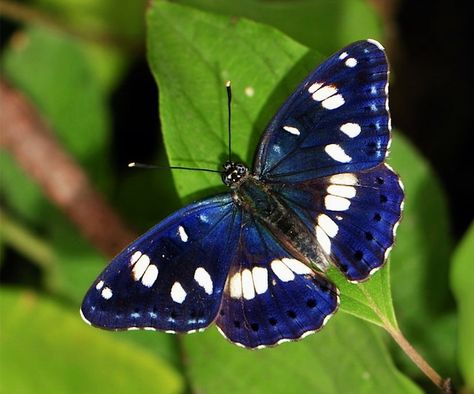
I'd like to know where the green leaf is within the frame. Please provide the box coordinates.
[148,1,319,201]
[389,134,453,324]
[451,222,474,389]
[328,262,397,328]
[175,0,382,54]
[387,134,455,377]
[148,0,397,328]
[32,0,148,91]
[0,288,183,394]
[184,313,421,393]
[2,26,111,184]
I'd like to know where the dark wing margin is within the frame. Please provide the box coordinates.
[254,40,391,184]
[81,194,242,333]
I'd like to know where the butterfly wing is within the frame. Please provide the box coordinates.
[81,194,242,333]
[254,40,390,183]
[253,40,404,282]
[271,164,403,282]
[216,213,339,348]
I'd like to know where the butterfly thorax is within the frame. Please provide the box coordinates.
[229,171,330,272]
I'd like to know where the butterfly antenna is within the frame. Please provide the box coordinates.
[128,162,223,174]
[226,80,232,162]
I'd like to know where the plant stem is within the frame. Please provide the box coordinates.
[0,209,54,270]
[359,285,449,392]
[384,324,444,389]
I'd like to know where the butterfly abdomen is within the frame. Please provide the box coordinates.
[234,176,329,271]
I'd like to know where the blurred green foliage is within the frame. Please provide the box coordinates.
[0,0,471,393]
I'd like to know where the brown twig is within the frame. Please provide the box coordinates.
[0,78,135,257]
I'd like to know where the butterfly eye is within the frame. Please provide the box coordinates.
[222,162,249,186]
[236,164,247,175]
[223,162,233,171]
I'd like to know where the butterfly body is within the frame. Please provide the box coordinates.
[228,166,328,272]
[81,40,404,348]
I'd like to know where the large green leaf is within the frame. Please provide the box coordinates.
[176,0,382,54]
[148,1,317,199]
[184,313,420,393]
[146,2,421,390]
[0,289,183,394]
[451,222,474,389]
[148,0,397,329]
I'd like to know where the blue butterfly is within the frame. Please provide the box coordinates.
[81,40,404,349]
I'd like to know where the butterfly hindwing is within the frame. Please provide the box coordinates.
[81,194,241,333]
[254,40,390,183]
[216,214,339,348]
[273,164,404,282]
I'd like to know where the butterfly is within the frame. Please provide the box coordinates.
[81,39,404,349]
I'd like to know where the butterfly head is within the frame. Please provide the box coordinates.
[222,161,249,186]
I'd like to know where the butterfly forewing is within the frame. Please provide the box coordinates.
[81,194,241,333]
[254,40,390,183]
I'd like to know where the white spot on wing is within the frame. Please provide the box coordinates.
[327,184,357,199]
[241,269,255,300]
[194,267,213,295]
[178,226,188,242]
[312,85,338,102]
[316,226,331,254]
[101,287,113,300]
[345,57,357,67]
[141,264,159,287]
[130,251,142,265]
[95,280,104,290]
[340,122,361,138]
[229,272,242,299]
[271,260,295,282]
[281,258,312,275]
[283,126,300,136]
[325,195,351,211]
[324,144,352,163]
[317,214,339,238]
[308,82,322,94]
[339,51,348,60]
[322,94,345,109]
[329,173,358,185]
[252,266,268,295]
[171,282,187,304]
[132,254,150,281]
